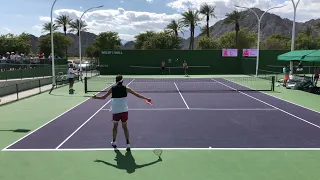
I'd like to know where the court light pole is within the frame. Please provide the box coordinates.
[50,0,58,86]
[290,0,301,75]
[235,5,285,76]
[79,5,103,78]
[236,5,284,76]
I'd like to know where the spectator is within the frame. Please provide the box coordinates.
[0,55,5,72]
[296,61,303,72]
[39,52,45,59]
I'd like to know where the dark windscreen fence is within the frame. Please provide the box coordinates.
[98,50,291,75]
[129,66,211,75]
[98,50,243,75]
[266,64,320,75]
[84,76,275,93]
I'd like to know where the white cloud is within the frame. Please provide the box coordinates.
[32,25,42,31]
[39,16,52,22]
[33,0,320,41]
[118,33,135,41]
[146,0,153,3]
[38,8,181,41]
[3,28,11,32]
[167,0,320,22]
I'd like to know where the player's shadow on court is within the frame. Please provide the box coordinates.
[0,129,30,133]
[94,149,162,174]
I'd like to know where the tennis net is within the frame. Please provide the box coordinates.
[129,65,211,75]
[84,76,275,93]
[258,69,283,82]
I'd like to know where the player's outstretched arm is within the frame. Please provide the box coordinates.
[92,88,112,100]
[127,87,151,102]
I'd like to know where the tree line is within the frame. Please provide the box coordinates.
[1,6,320,59]
[0,14,87,58]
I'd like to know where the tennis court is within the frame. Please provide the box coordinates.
[3,75,320,151]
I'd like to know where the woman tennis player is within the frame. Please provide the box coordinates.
[92,75,152,151]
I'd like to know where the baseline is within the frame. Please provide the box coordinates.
[100,108,277,111]
[3,147,320,152]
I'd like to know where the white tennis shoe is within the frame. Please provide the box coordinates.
[126,144,131,151]
[111,141,117,148]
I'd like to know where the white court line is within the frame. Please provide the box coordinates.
[174,82,189,109]
[228,79,320,115]
[3,147,320,152]
[100,108,277,111]
[212,79,320,130]
[2,94,95,151]
[55,79,135,149]
[130,81,219,83]
[55,100,112,149]
[101,108,188,111]
[1,82,117,151]
[189,108,276,111]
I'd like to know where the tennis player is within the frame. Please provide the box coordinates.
[183,60,188,77]
[67,63,76,94]
[161,61,166,75]
[92,75,152,151]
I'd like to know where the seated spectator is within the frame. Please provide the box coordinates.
[296,61,303,72]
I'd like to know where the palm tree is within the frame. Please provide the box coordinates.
[42,22,59,34]
[69,19,88,36]
[199,3,216,37]
[301,26,313,49]
[224,10,246,48]
[302,26,313,37]
[166,20,184,37]
[316,23,320,32]
[181,10,201,50]
[55,15,72,57]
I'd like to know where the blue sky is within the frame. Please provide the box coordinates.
[0,0,319,41]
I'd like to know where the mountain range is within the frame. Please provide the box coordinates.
[26,8,320,55]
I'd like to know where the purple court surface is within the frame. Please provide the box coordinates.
[3,78,320,151]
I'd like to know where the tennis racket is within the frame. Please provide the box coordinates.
[153,149,162,158]
[145,100,153,105]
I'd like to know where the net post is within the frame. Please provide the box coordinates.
[271,76,275,91]
[84,77,88,93]
[39,79,41,93]
[16,84,19,100]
